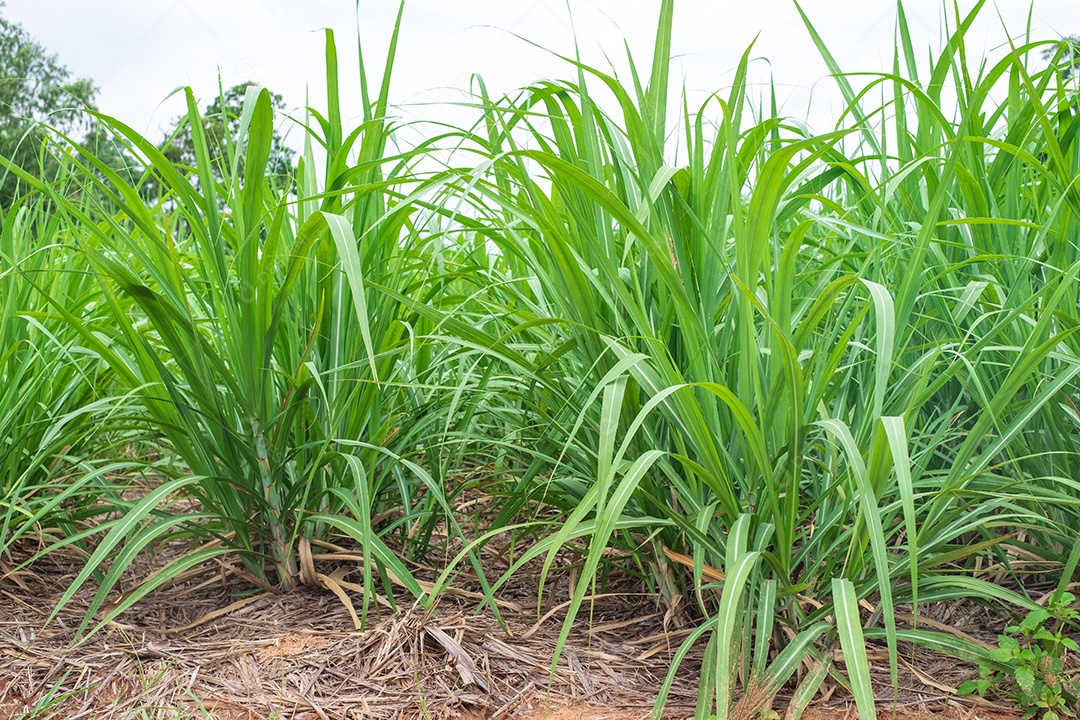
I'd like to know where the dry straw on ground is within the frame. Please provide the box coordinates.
[0,540,1038,720]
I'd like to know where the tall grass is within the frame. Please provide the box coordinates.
[0,197,127,562]
[427,0,1080,713]
[5,12,500,639]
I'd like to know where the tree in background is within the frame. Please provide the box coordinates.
[159,82,296,192]
[0,10,101,208]
[1040,35,1080,118]
[0,7,295,207]
[1043,34,1080,80]
[0,8,141,211]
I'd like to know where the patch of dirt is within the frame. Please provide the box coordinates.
[512,709,665,720]
[254,632,330,661]
[800,706,1020,720]
[503,700,1023,720]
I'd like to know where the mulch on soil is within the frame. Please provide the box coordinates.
[0,538,1030,720]
[0,535,702,719]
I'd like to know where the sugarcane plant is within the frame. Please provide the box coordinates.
[5,8,493,640]
[424,0,1080,714]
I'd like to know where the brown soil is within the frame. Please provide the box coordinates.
[799,709,1020,720]
[0,538,1034,720]
[517,708,1019,720]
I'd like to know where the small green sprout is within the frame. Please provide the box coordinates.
[959,592,1079,720]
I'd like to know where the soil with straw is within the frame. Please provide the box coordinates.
[0,538,1038,720]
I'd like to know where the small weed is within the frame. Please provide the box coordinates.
[11,671,82,720]
[959,592,1080,720]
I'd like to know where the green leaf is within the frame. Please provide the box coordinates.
[1015,664,1035,694]
[833,579,876,720]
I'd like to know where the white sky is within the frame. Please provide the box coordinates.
[5,1,1077,148]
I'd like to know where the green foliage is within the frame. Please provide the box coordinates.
[0,198,127,559]
[157,82,296,192]
[432,2,1080,716]
[960,593,1080,720]
[4,7,497,641]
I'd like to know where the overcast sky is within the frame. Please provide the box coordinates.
[5,1,1077,147]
